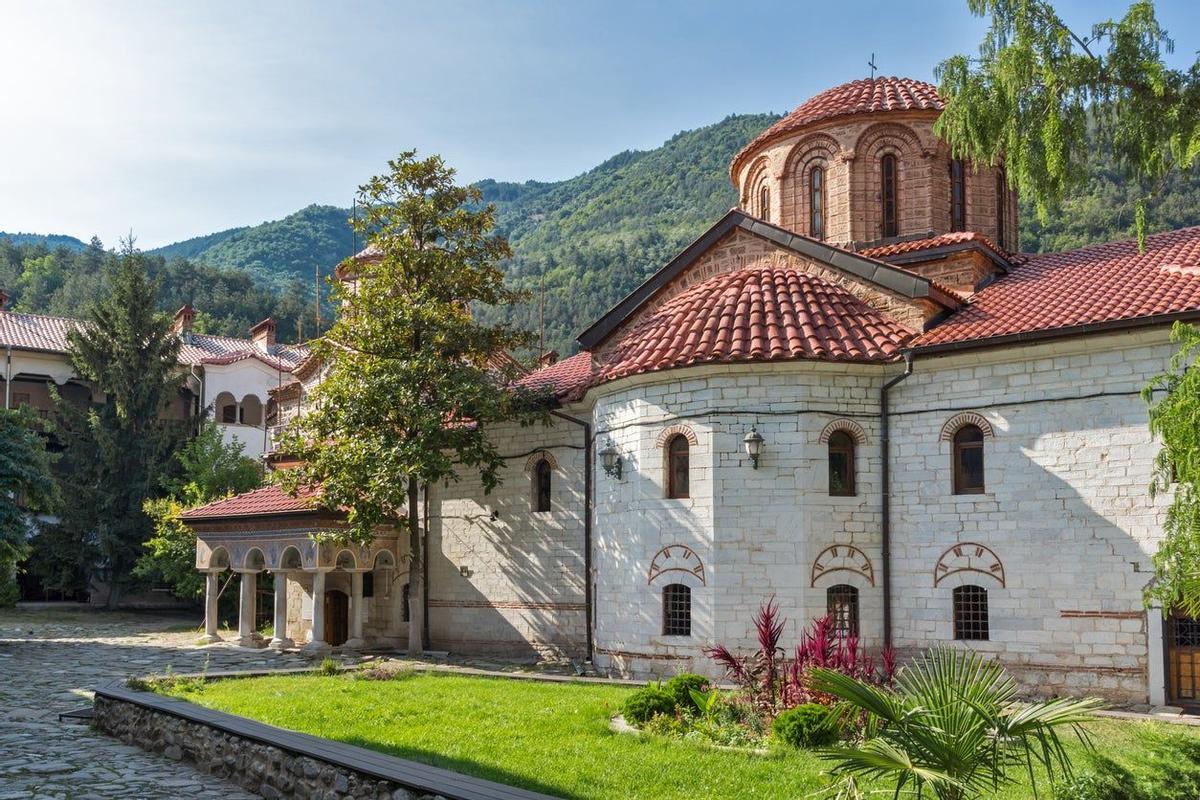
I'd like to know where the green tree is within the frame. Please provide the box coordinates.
[275,152,547,654]
[0,408,57,606]
[935,0,1199,244]
[56,243,187,608]
[812,647,1102,800]
[1144,322,1200,615]
[137,422,262,600]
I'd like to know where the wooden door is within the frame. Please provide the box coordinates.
[1167,612,1200,705]
[324,590,349,647]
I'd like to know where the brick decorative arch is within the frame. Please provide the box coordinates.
[648,544,706,586]
[818,418,867,445]
[783,133,841,236]
[939,412,994,442]
[934,542,1005,587]
[655,425,698,448]
[854,122,927,161]
[853,122,926,241]
[739,155,772,209]
[811,543,875,587]
[523,450,560,476]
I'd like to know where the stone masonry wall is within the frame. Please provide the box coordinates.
[427,416,588,661]
[92,694,443,800]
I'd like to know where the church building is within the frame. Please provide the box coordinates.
[181,77,1200,707]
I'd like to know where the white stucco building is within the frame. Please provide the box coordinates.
[184,77,1200,707]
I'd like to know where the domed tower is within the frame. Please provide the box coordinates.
[731,77,1017,254]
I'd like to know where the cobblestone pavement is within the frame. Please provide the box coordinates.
[0,604,339,800]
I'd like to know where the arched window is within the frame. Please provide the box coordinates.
[995,168,1007,247]
[809,165,825,240]
[533,458,552,513]
[950,159,966,232]
[666,434,690,499]
[401,583,410,623]
[881,154,899,238]
[827,584,859,639]
[828,430,856,496]
[662,583,691,636]
[952,424,985,494]
[758,184,771,220]
[953,585,989,640]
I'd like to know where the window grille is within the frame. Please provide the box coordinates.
[953,584,989,640]
[662,584,691,636]
[827,584,859,638]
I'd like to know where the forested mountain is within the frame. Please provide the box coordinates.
[0,232,87,252]
[5,110,1198,357]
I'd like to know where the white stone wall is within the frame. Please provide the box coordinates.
[427,415,588,660]
[886,329,1175,702]
[590,362,890,679]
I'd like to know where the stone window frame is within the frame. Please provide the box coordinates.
[941,412,994,496]
[661,583,692,637]
[656,425,697,500]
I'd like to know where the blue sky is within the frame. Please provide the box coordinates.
[1,0,1196,248]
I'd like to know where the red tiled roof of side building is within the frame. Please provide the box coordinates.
[179,484,320,521]
[515,351,598,402]
[913,226,1200,349]
[859,231,1007,260]
[599,265,913,383]
[733,77,943,177]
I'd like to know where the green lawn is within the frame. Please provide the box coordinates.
[160,671,1192,800]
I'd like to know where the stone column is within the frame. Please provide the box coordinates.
[345,571,366,650]
[269,572,294,650]
[1148,605,1167,708]
[198,571,223,644]
[303,569,331,653]
[236,570,263,648]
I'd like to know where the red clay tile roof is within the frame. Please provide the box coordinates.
[180,484,320,520]
[733,77,943,176]
[913,226,1200,349]
[515,351,597,401]
[0,309,307,371]
[859,231,1006,260]
[601,266,912,379]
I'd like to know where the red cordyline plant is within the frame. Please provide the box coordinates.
[705,597,895,714]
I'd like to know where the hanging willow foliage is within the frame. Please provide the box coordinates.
[935,0,1199,248]
[1144,322,1200,615]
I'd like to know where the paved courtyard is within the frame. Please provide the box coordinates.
[0,604,328,800]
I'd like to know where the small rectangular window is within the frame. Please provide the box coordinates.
[953,585,989,640]
[662,584,691,636]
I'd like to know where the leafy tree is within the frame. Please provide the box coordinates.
[0,408,57,606]
[275,151,547,654]
[1144,322,1200,615]
[137,422,262,600]
[812,647,1102,800]
[935,0,1199,244]
[55,243,187,608]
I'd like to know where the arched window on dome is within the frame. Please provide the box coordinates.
[996,168,1007,248]
[950,159,966,232]
[809,165,825,240]
[881,154,899,238]
[758,184,771,221]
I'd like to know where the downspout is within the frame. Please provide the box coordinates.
[4,345,11,410]
[189,364,204,426]
[881,350,914,650]
[550,408,594,662]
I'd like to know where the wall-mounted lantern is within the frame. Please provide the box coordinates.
[743,426,765,469]
[600,443,623,480]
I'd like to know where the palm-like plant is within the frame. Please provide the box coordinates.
[810,646,1103,800]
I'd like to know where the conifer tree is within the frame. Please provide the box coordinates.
[57,242,186,608]
[275,152,548,654]
[0,408,57,606]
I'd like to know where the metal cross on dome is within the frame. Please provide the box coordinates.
[868,53,878,81]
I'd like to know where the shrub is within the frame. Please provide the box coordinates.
[318,657,341,676]
[772,703,838,748]
[663,673,710,711]
[622,687,676,726]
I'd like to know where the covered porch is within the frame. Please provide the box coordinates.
[182,486,405,653]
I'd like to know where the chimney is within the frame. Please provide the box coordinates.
[250,317,277,349]
[538,350,559,368]
[0,289,8,311]
[172,304,194,334]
